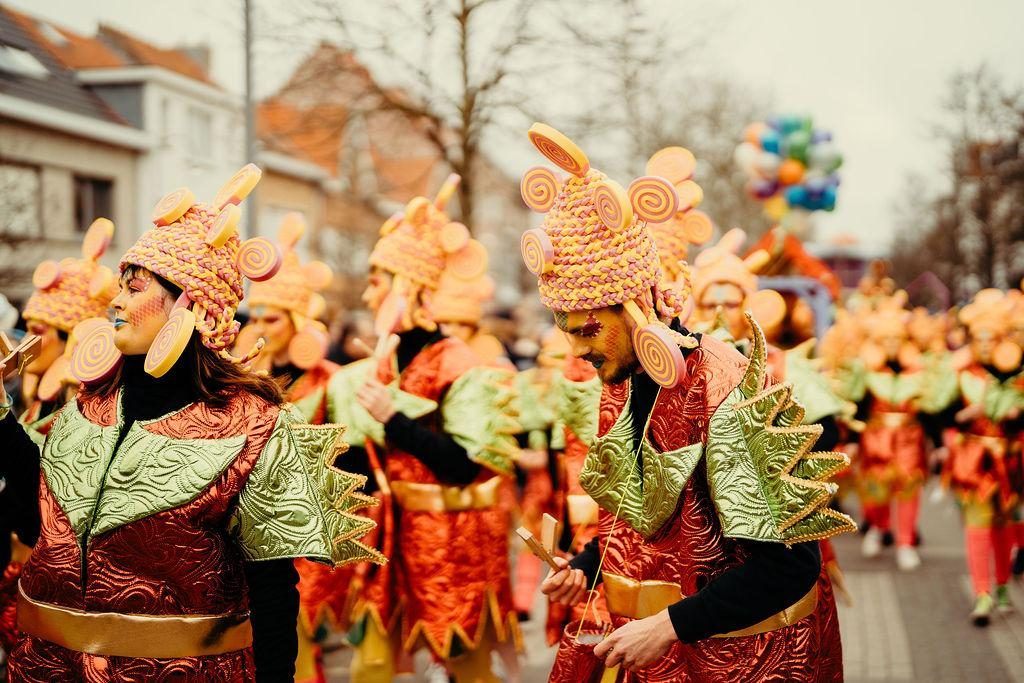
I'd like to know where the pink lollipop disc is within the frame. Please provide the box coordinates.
[70,322,123,384]
[633,324,686,388]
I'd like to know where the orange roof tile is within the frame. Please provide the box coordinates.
[258,99,348,175]
[97,24,214,85]
[2,5,124,69]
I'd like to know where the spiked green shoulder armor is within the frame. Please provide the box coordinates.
[705,315,857,545]
[442,366,520,476]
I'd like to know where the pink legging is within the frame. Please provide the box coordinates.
[863,492,920,547]
[965,526,1013,595]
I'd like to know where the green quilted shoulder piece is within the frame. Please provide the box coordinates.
[834,358,868,403]
[961,370,1024,423]
[784,351,854,424]
[90,424,246,537]
[865,370,923,407]
[325,358,437,446]
[40,399,121,543]
[515,369,558,433]
[916,352,960,414]
[230,406,384,567]
[560,373,602,447]
[443,366,520,477]
[578,383,704,539]
[706,315,857,546]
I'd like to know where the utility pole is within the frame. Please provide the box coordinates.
[243,0,258,237]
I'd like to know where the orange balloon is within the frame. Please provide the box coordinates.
[744,122,768,147]
[778,159,805,186]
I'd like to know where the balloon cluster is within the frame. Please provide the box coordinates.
[734,115,842,218]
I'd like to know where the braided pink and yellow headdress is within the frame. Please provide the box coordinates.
[520,123,694,388]
[368,174,489,333]
[246,213,334,368]
[23,219,117,333]
[70,164,283,382]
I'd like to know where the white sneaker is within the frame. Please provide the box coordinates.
[896,545,921,571]
[861,528,883,558]
[425,662,450,683]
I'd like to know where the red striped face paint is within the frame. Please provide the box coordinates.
[580,311,602,338]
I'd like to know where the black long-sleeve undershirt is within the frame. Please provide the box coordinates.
[377,327,482,486]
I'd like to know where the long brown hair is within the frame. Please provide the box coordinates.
[83,266,283,407]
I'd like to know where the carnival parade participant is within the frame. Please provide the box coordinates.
[520,123,854,681]
[330,175,521,682]
[0,218,119,664]
[942,289,1024,625]
[0,164,381,682]
[238,213,349,682]
[849,292,957,571]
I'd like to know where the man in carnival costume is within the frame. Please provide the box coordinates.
[329,175,521,682]
[0,165,381,681]
[521,124,854,681]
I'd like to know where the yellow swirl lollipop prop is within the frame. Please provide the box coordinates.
[623,300,686,388]
[144,306,197,378]
[70,321,123,384]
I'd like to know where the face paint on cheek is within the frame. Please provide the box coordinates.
[553,311,569,332]
[127,291,169,327]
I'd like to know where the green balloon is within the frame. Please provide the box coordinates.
[785,130,811,164]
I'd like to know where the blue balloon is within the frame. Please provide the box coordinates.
[811,129,833,144]
[822,185,837,210]
[760,130,780,154]
[805,177,828,195]
[784,185,808,207]
[766,116,782,131]
[826,173,841,187]
[780,115,802,135]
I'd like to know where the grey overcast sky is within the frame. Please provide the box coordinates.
[11,1,1024,248]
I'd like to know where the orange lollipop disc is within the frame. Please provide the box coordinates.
[81,218,114,260]
[32,260,62,290]
[237,238,283,282]
[681,210,714,245]
[152,188,195,227]
[38,355,70,400]
[993,341,1022,373]
[593,180,634,232]
[144,308,196,378]
[440,222,471,254]
[521,229,555,276]
[628,176,679,224]
[288,325,329,370]
[70,322,122,384]
[214,163,262,210]
[528,123,590,177]
[206,204,241,248]
[633,324,686,388]
[89,266,118,300]
[675,180,704,212]
[646,147,697,185]
[303,261,333,291]
[746,289,787,332]
[447,240,489,280]
[521,166,561,212]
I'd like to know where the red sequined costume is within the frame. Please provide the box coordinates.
[548,334,847,683]
[352,337,519,658]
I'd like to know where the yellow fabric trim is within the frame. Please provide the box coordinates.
[17,583,252,658]
[402,586,521,660]
[391,476,501,513]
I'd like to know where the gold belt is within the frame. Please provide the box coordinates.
[870,412,914,429]
[602,573,818,638]
[567,494,599,526]
[17,583,253,658]
[391,476,501,512]
[964,433,1008,455]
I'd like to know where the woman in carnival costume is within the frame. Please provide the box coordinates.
[0,219,119,662]
[329,175,521,682]
[942,289,1024,625]
[0,165,381,682]
[237,213,354,682]
[521,123,853,682]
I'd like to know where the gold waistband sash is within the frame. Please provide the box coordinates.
[17,583,253,658]
[391,476,501,512]
[964,433,1008,456]
[567,494,599,526]
[602,573,818,638]
[869,411,915,429]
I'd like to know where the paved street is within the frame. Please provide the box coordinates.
[326,480,1024,682]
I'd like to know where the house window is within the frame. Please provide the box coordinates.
[0,162,41,237]
[0,45,48,79]
[187,106,213,160]
[74,176,113,232]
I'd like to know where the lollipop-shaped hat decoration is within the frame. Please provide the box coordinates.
[72,163,282,383]
[520,122,695,388]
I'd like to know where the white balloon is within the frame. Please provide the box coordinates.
[734,142,760,174]
[755,151,781,179]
